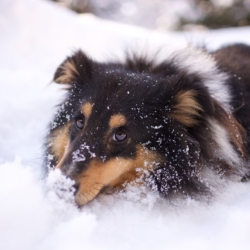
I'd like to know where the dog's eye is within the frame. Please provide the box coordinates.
[113,130,127,142]
[75,118,84,130]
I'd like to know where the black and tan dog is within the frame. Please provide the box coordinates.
[45,44,250,206]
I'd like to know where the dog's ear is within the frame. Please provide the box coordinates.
[168,76,214,127]
[53,50,93,84]
[170,90,203,127]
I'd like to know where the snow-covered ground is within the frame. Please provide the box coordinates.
[1,0,250,249]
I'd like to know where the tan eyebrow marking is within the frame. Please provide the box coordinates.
[81,102,93,119]
[109,114,127,128]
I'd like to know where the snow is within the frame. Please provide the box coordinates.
[1,0,250,249]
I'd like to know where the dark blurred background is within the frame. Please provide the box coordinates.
[51,0,250,30]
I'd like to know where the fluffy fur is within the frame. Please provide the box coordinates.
[45,44,250,206]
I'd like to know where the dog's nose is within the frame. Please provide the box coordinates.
[55,144,97,179]
[73,182,80,196]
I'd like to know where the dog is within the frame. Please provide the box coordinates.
[45,44,250,206]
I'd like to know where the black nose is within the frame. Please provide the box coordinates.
[73,183,80,196]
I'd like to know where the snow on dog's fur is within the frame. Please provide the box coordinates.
[45,44,250,206]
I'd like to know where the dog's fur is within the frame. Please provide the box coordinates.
[45,44,250,206]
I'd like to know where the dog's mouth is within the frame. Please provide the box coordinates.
[73,181,105,206]
[60,146,161,206]
[73,182,122,207]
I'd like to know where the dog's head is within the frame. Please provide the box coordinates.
[46,50,225,206]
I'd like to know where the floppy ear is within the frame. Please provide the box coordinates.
[169,77,214,127]
[53,50,94,84]
[170,90,203,127]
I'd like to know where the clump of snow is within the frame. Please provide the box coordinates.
[46,169,76,205]
[72,143,96,163]
[1,0,250,249]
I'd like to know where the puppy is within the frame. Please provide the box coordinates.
[45,44,250,206]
